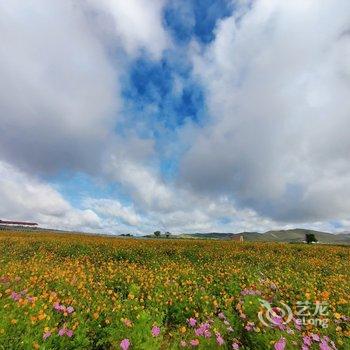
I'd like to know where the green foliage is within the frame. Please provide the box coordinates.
[153,231,161,238]
[305,233,318,244]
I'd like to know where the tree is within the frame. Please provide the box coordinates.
[154,231,161,238]
[305,233,317,244]
[165,231,171,238]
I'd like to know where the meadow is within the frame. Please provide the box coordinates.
[0,230,349,349]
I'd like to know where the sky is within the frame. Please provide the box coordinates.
[0,0,350,235]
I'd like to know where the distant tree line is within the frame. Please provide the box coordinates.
[153,231,171,238]
[305,233,317,244]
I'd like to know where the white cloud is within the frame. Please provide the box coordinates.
[87,0,170,59]
[105,145,280,233]
[84,198,141,226]
[0,0,170,175]
[0,0,117,174]
[0,158,344,235]
[0,161,101,231]
[182,0,350,223]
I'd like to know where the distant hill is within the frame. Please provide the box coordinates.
[181,229,350,244]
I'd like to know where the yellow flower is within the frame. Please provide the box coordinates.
[321,291,330,300]
[38,313,46,321]
[180,326,186,334]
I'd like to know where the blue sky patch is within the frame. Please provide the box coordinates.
[164,0,233,44]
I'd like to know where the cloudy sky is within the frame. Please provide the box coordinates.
[0,0,350,234]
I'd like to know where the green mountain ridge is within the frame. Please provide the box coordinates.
[183,228,350,244]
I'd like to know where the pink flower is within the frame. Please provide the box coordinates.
[319,340,331,350]
[11,292,20,301]
[180,340,187,347]
[216,333,224,346]
[293,318,302,331]
[202,322,210,330]
[195,328,203,336]
[122,318,133,327]
[120,338,130,350]
[43,331,51,340]
[188,318,197,327]
[274,337,286,350]
[232,343,240,349]
[303,336,312,346]
[190,339,199,347]
[311,334,320,342]
[271,315,286,330]
[66,306,74,314]
[53,302,60,311]
[151,326,160,337]
[195,322,210,336]
[272,316,283,325]
[301,345,309,350]
[58,328,73,338]
[218,312,225,320]
[203,329,211,338]
[244,322,254,331]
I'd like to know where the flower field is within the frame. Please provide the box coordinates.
[0,231,349,349]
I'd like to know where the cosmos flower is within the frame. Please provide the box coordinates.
[319,339,331,350]
[244,322,255,331]
[274,337,286,350]
[66,306,74,314]
[42,331,51,340]
[188,318,197,327]
[120,338,130,350]
[303,336,312,346]
[10,292,20,301]
[58,328,73,338]
[151,326,160,337]
[311,334,320,342]
[216,333,224,346]
[218,312,225,319]
[190,339,199,347]
[293,318,302,331]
